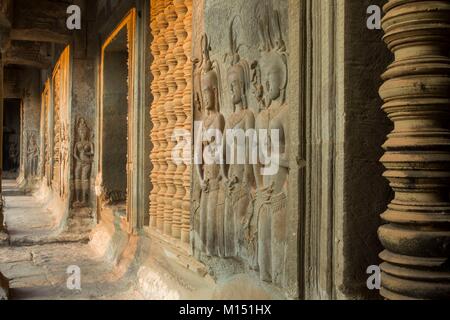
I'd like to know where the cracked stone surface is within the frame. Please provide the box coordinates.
[0,181,143,300]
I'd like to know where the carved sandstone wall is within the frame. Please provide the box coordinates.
[40,80,51,185]
[51,46,70,200]
[189,0,295,297]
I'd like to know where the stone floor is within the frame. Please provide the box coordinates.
[0,180,143,300]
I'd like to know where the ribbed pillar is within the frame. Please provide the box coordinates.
[379,0,450,300]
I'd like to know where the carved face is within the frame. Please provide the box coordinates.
[228,64,245,106]
[230,79,242,105]
[203,86,215,111]
[79,128,88,141]
[202,70,218,112]
[261,52,286,106]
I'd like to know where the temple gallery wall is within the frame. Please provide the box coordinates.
[1,0,449,300]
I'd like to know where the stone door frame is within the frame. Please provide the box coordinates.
[98,8,137,233]
[291,0,346,299]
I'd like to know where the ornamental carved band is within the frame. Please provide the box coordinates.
[149,0,192,243]
[379,0,450,299]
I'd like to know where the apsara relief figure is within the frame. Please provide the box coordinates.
[194,34,226,257]
[60,123,69,199]
[27,132,39,178]
[73,118,94,208]
[252,4,289,287]
[221,16,255,258]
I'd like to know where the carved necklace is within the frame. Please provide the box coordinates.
[228,109,246,129]
[203,113,216,129]
[267,101,285,124]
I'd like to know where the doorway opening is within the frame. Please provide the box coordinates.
[99,9,135,227]
[3,99,21,179]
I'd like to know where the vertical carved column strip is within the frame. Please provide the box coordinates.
[156,3,169,231]
[379,0,450,299]
[149,0,161,228]
[180,0,192,244]
[149,0,192,243]
[173,0,187,239]
[164,1,178,236]
[52,69,61,191]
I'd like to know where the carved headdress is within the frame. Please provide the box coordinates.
[76,117,90,139]
[225,16,250,110]
[252,3,288,105]
[195,33,223,113]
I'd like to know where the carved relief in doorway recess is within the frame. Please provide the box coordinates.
[149,0,192,243]
[73,117,94,208]
[26,130,39,178]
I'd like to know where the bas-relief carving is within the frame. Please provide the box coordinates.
[194,34,226,257]
[59,122,69,199]
[26,131,39,178]
[252,4,289,287]
[51,46,70,199]
[221,16,255,258]
[73,118,94,208]
[192,3,289,289]
[41,83,51,184]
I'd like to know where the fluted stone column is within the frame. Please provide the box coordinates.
[379,0,450,299]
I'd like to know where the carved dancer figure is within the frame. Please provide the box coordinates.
[60,123,69,198]
[252,4,289,287]
[221,16,255,258]
[195,34,226,257]
[27,133,39,178]
[73,118,94,207]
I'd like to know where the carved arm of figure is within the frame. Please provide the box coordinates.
[220,125,229,186]
[195,143,208,192]
[243,111,256,188]
[84,142,95,164]
[73,143,81,163]
[275,115,290,170]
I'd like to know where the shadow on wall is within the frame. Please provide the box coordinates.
[341,0,393,299]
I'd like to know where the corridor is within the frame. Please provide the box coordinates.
[0,180,142,300]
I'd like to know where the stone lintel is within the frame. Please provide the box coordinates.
[10,29,71,44]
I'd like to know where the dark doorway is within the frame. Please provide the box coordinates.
[100,26,129,205]
[3,99,21,178]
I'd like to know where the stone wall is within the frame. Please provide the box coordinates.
[18,68,41,189]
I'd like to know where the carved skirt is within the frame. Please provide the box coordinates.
[224,183,251,258]
[199,178,225,257]
[255,187,287,286]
